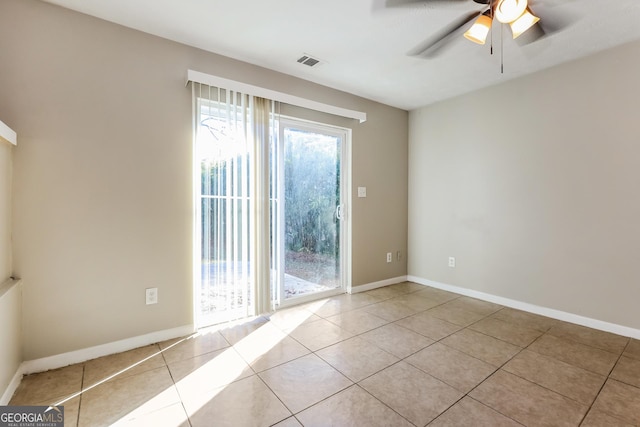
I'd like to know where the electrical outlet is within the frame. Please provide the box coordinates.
[397,251,402,261]
[448,257,456,268]
[386,252,392,263]
[145,287,158,305]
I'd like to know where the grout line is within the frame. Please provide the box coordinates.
[75,364,85,427]
[253,374,297,425]
[543,330,629,356]
[440,334,527,424]
[161,339,231,427]
[577,339,634,425]
[354,383,418,427]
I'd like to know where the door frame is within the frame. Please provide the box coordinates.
[275,116,352,309]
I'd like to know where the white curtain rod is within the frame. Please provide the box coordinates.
[186,69,367,123]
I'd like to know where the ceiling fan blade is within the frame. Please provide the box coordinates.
[515,7,576,46]
[407,10,485,58]
[386,0,468,7]
[372,0,470,13]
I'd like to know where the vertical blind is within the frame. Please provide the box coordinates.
[193,82,278,323]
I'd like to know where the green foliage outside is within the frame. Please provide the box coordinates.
[198,126,341,266]
[284,128,340,258]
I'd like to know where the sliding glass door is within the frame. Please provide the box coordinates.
[277,118,348,305]
[194,87,349,326]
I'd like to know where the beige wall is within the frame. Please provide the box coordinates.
[409,39,640,330]
[0,0,408,359]
[0,141,10,283]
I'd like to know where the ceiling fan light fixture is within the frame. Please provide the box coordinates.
[510,8,540,39]
[495,0,528,24]
[463,14,492,45]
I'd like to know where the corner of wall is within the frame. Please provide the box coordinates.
[0,278,23,405]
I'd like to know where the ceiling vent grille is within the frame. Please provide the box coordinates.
[296,54,321,67]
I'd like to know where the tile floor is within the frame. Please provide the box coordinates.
[10,282,640,426]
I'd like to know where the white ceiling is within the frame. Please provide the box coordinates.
[41,0,640,110]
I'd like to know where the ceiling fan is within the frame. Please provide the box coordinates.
[382,0,555,58]
[463,0,540,44]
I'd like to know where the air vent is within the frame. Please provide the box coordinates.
[296,54,321,67]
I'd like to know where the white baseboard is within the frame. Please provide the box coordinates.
[2,324,194,404]
[350,275,408,294]
[20,324,195,376]
[408,275,640,340]
[0,368,24,405]
[2,324,195,404]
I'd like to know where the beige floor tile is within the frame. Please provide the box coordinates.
[258,353,352,413]
[470,370,588,426]
[345,291,388,306]
[168,347,254,399]
[10,364,84,405]
[429,396,523,427]
[469,317,542,347]
[272,416,303,427]
[387,293,443,311]
[547,322,629,354]
[113,402,190,426]
[304,294,368,318]
[362,299,418,321]
[386,281,426,294]
[360,361,463,426]
[502,349,606,405]
[11,285,640,427]
[296,385,413,427]
[231,321,302,370]
[233,320,285,343]
[623,339,640,360]
[412,287,460,304]
[239,335,310,373]
[364,285,409,300]
[61,397,80,427]
[360,323,434,358]
[159,329,229,364]
[267,305,322,330]
[528,334,618,375]
[406,343,496,393]
[581,409,635,427]
[444,296,503,316]
[184,375,291,427]
[591,379,640,424]
[218,316,271,345]
[611,356,640,388]
[78,366,180,427]
[316,336,398,382]
[395,311,461,340]
[29,396,81,427]
[426,304,488,327]
[83,344,166,387]
[57,396,80,427]
[490,307,558,332]
[326,309,388,335]
[286,318,353,351]
[441,329,521,366]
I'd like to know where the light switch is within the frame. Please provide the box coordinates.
[357,187,367,198]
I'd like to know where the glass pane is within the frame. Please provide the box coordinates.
[200,196,252,318]
[283,127,341,299]
[197,97,253,324]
